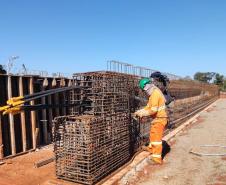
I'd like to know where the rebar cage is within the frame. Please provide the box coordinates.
[53,71,219,185]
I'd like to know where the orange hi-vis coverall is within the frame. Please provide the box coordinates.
[135,86,168,164]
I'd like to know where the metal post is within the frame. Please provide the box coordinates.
[29,77,37,149]
[41,86,48,144]
[0,115,3,159]
[47,94,53,143]
[8,75,16,155]
[19,76,27,152]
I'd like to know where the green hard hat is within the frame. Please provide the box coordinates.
[139,78,151,90]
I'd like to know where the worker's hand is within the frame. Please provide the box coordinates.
[134,109,150,118]
[134,110,143,118]
[132,112,140,122]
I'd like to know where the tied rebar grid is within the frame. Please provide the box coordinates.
[53,114,130,185]
[53,71,149,185]
[70,72,129,115]
[169,79,219,99]
[70,71,149,150]
[53,71,219,185]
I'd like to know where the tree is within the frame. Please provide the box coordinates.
[222,79,226,91]
[214,73,224,86]
[0,64,6,74]
[194,72,226,91]
[194,72,215,83]
[213,73,225,90]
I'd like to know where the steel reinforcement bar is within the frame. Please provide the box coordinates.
[52,71,219,185]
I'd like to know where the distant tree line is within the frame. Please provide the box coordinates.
[1,63,226,90]
[194,72,226,91]
[0,64,6,74]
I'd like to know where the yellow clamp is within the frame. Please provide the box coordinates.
[3,106,22,115]
[11,100,25,107]
[0,105,11,112]
[7,96,24,105]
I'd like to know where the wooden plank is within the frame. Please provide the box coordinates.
[8,76,16,155]
[54,93,60,117]
[41,86,48,144]
[47,94,53,143]
[34,156,55,168]
[3,148,36,159]
[0,115,3,159]
[62,92,66,115]
[29,77,37,149]
[53,79,60,118]
[60,79,66,115]
[19,77,27,152]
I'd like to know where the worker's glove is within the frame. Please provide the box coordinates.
[134,110,142,118]
[134,109,150,118]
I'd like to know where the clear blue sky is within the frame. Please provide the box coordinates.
[0,0,226,77]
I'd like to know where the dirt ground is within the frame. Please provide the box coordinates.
[133,99,226,185]
[0,145,76,185]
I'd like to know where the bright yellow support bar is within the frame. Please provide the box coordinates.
[3,106,21,115]
[7,96,24,105]
[11,100,25,107]
[0,105,11,112]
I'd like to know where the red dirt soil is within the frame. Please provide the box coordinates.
[0,146,77,185]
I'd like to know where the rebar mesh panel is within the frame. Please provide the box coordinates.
[53,113,130,185]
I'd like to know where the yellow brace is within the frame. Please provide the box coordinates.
[3,106,22,115]
[0,96,24,115]
[7,96,24,105]
[0,105,11,112]
[11,100,25,107]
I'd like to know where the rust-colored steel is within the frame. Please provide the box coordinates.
[53,71,219,185]
[53,71,145,184]
[53,114,130,185]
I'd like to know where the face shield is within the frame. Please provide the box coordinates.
[143,83,153,96]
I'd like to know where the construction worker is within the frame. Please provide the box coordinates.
[134,78,168,164]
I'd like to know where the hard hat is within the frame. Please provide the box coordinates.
[139,78,151,90]
[150,71,169,82]
[150,71,162,79]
